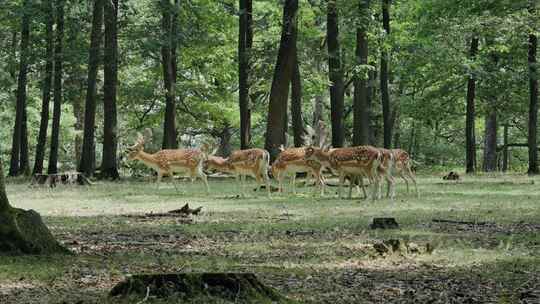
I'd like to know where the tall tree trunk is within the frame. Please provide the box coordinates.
[47,0,65,175]
[217,125,232,157]
[79,0,103,177]
[353,0,370,146]
[528,3,538,174]
[502,123,509,172]
[20,104,29,175]
[483,110,498,172]
[367,66,376,144]
[264,0,298,160]
[327,0,344,148]
[34,0,54,175]
[9,0,31,177]
[100,0,119,179]
[290,51,305,147]
[466,37,479,174]
[380,0,391,148]
[161,0,177,149]
[239,0,253,149]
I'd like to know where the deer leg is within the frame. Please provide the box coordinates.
[386,172,395,200]
[259,171,271,198]
[156,172,163,189]
[198,165,209,194]
[172,174,179,192]
[338,172,345,199]
[407,167,419,197]
[348,175,354,199]
[277,172,284,193]
[291,173,296,194]
[359,176,368,199]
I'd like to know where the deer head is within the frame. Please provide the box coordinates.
[126,133,145,160]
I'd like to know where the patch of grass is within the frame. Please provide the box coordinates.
[1,174,539,303]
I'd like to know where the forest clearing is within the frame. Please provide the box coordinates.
[1,0,539,303]
[1,176,539,303]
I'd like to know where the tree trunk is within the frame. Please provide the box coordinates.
[466,37,479,174]
[161,0,178,149]
[380,0,391,148]
[217,125,232,157]
[264,0,298,160]
[100,0,119,179]
[327,0,344,148]
[502,123,509,172]
[20,104,30,175]
[9,0,31,177]
[239,0,253,149]
[353,0,371,146]
[0,153,67,255]
[528,4,538,174]
[483,110,498,172]
[79,0,103,177]
[34,0,54,175]
[48,0,65,175]
[291,52,305,147]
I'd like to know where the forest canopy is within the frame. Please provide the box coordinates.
[0,0,538,175]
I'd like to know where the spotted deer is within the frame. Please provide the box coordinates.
[226,148,271,197]
[126,133,210,192]
[305,145,383,200]
[391,149,418,196]
[205,156,234,174]
[271,146,325,195]
[376,148,396,199]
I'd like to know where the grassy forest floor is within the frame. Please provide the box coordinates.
[1,174,539,303]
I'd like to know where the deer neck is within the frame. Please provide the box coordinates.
[136,151,160,170]
[317,150,331,164]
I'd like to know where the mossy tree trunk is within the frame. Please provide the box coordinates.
[0,156,67,255]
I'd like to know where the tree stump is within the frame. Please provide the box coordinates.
[110,273,293,303]
[370,217,399,229]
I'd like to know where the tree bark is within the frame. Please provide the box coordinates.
[20,103,30,175]
[79,0,103,177]
[353,0,371,146]
[380,0,391,148]
[502,123,509,172]
[9,0,31,177]
[239,0,253,149]
[100,0,119,179]
[1,147,67,254]
[48,0,65,175]
[327,0,344,148]
[34,0,55,175]
[291,51,305,147]
[528,3,538,174]
[466,37,479,174]
[161,0,178,149]
[264,0,298,160]
[217,125,232,157]
[483,110,498,172]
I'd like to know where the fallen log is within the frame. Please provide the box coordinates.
[168,203,202,216]
[432,219,489,225]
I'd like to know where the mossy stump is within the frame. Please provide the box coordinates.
[0,207,69,255]
[370,217,399,229]
[110,273,294,303]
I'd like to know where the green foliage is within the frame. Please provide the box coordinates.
[0,0,538,171]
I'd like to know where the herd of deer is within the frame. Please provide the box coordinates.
[126,128,418,200]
